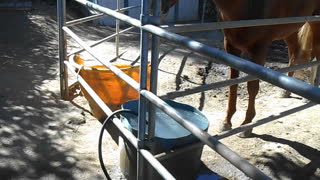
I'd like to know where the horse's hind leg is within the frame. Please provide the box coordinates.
[314,59,320,86]
[282,34,307,98]
[310,22,320,87]
[283,32,314,101]
[220,38,241,132]
[308,57,319,86]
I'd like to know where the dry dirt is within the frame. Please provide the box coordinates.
[0,1,319,180]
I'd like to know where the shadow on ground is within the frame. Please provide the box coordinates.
[252,133,320,180]
[0,3,101,179]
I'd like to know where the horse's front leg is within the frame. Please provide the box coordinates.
[238,43,268,137]
[220,38,242,132]
[281,34,303,98]
[237,79,259,138]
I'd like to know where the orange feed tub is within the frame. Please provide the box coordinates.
[70,55,151,121]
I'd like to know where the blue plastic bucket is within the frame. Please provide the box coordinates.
[120,100,209,151]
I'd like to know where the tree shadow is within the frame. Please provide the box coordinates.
[252,133,320,180]
[198,61,213,111]
[175,52,192,91]
[0,3,101,179]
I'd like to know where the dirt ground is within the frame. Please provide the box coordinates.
[0,1,319,180]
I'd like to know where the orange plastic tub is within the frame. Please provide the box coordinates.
[70,55,151,120]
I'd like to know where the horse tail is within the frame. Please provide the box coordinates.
[298,22,313,59]
[298,22,320,85]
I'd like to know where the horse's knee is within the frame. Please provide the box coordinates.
[247,80,260,97]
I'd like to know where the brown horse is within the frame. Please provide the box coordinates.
[160,0,320,137]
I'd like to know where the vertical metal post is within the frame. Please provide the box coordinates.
[124,0,129,15]
[137,0,149,179]
[57,0,69,100]
[146,2,161,178]
[116,0,121,57]
[201,0,207,23]
[147,0,160,142]
[315,60,320,86]
[174,1,179,22]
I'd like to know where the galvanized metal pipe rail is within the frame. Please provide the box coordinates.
[63,18,270,180]
[63,27,141,92]
[63,26,178,179]
[162,15,320,33]
[139,27,320,102]
[140,90,271,180]
[137,0,150,178]
[60,1,320,179]
[115,0,120,57]
[73,0,320,103]
[68,26,135,56]
[155,102,317,161]
[57,0,68,100]
[161,60,320,100]
[65,61,176,180]
[148,0,161,144]
[66,13,106,27]
[67,1,320,179]
[65,5,141,27]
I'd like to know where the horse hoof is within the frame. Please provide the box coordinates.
[218,123,232,132]
[237,129,253,138]
[302,98,310,103]
[279,90,291,98]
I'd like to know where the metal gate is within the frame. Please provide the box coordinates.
[57,0,320,179]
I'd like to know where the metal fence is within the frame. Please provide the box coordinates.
[57,0,320,179]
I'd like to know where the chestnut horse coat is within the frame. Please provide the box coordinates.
[160,0,320,136]
[215,1,320,135]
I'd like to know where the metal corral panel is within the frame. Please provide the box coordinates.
[165,0,199,23]
[88,0,199,26]
[91,0,123,26]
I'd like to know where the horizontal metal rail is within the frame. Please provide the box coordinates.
[65,61,114,115]
[66,13,106,27]
[162,15,320,33]
[64,19,270,179]
[161,60,320,100]
[155,102,317,161]
[63,26,140,90]
[70,1,320,179]
[140,149,175,180]
[65,61,175,180]
[73,0,320,103]
[65,5,141,27]
[68,26,135,56]
[140,90,271,180]
[64,27,177,179]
